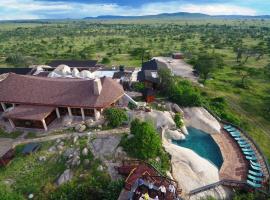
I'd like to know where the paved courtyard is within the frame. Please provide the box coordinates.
[154,57,199,83]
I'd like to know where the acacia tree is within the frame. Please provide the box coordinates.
[193,53,224,83]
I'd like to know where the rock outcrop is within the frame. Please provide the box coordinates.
[165,129,185,141]
[183,107,221,135]
[162,133,230,199]
[129,110,176,129]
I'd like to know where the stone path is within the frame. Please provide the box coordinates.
[0,138,13,157]
[12,127,129,147]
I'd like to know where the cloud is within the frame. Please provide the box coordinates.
[0,0,259,20]
[181,4,257,16]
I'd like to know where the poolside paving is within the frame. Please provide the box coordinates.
[212,130,248,181]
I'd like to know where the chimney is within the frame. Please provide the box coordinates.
[93,78,102,95]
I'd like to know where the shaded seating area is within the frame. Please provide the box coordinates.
[223,125,269,189]
[2,105,57,131]
[116,160,181,200]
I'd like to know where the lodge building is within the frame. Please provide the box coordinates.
[0,73,124,131]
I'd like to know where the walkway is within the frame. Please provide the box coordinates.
[212,130,248,181]
[12,127,129,147]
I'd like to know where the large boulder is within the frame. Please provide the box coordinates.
[183,107,221,134]
[62,116,73,127]
[129,110,176,129]
[56,169,73,186]
[162,137,230,199]
[172,104,184,114]
[165,129,185,140]
[82,147,88,156]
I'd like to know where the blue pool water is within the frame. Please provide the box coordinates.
[173,127,223,169]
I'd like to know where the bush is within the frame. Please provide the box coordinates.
[158,68,202,107]
[132,82,145,92]
[101,57,110,64]
[104,108,128,128]
[121,119,162,160]
[0,184,24,200]
[174,113,183,128]
[206,97,241,125]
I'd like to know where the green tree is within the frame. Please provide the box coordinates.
[193,53,224,83]
[104,108,128,128]
[121,119,162,160]
[101,57,110,64]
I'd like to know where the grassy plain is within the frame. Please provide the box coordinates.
[0,19,270,162]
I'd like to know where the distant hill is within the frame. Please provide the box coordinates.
[84,12,270,20]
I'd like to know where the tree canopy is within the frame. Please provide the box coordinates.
[121,119,162,160]
[192,53,224,83]
[104,108,128,128]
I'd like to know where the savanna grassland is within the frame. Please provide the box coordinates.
[0,19,270,163]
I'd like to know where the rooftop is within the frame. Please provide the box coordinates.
[3,105,55,121]
[0,73,124,108]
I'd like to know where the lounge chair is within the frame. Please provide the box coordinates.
[243,151,255,155]
[224,125,232,129]
[235,137,245,141]
[249,170,263,177]
[238,140,248,145]
[250,161,261,167]
[229,131,241,135]
[247,180,262,188]
[246,155,257,161]
[248,174,263,182]
[250,164,261,171]
[239,143,251,148]
[225,127,237,132]
[231,133,241,138]
[242,148,254,152]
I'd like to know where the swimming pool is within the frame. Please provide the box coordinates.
[173,127,223,169]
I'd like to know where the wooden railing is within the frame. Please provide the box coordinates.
[189,179,270,196]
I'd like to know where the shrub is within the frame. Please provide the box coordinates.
[121,119,162,160]
[158,68,202,107]
[174,113,183,128]
[101,57,110,64]
[132,82,145,92]
[104,108,128,128]
[0,184,24,200]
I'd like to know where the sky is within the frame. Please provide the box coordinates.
[0,0,269,20]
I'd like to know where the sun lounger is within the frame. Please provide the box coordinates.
[249,170,263,177]
[250,164,261,171]
[243,151,255,155]
[242,148,254,152]
[225,127,237,132]
[248,174,263,182]
[224,125,232,129]
[235,137,245,141]
[247,180,262,188]
[238,140,248,145]
[230,133,241,137]
[246,155,257,161]
[250,161,261,167]
[239,143,250,148]
[228,130,241,134]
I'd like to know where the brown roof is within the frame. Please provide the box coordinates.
[3,105,55,121]
[0,73,124,108]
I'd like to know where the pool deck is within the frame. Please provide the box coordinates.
[212,130,248,181]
